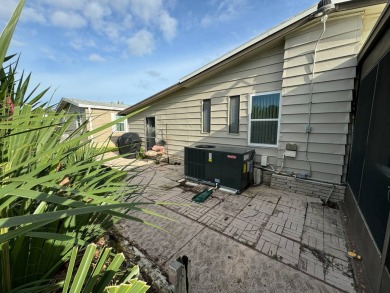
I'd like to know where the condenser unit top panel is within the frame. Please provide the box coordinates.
[190,145,253,155]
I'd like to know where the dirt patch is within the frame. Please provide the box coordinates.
[300,244,353,278]
[108,228,173,293]
[323,201,339,209]
[178,184,207,195]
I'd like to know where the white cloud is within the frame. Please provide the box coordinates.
[130,0,163,23]
[126,30,155,56]
[98,22,122,40]
[200,15,212,27]
[201,0,247,27]
[40,0,87,11]
[23,7,46,24]
[11,39,25,47]
[0,0,17,23]
[42,47,73,63]
[70,38,96,50]
[84,2,109,21]
[159,11,177,41]
[0,0,46,24]
[88,53,105,62]
[130,0,178,41]
[4,0,177,58]
[146,70,161,77]
[122,15,133,29]
[51,11,87,29]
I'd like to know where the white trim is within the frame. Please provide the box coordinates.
[78,104,128,111]
[201,99,211,134]
[75,114,82,128]
[88,107,94,141]
[59,99,128,111]
[228,95,240,134]
[248,91,282,148]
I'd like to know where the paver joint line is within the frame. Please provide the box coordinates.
[119,162,355,292]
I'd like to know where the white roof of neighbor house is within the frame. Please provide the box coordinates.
[119,0,380,115]
[57,98,131,112]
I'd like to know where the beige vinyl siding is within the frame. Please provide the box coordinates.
[127,43,285,160]
[126,5,384,184]
[88,109,126,147]
[279,7,383,183]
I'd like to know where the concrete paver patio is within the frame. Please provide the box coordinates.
[110,158,355,292]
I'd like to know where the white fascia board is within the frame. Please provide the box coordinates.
[77,104,128,111]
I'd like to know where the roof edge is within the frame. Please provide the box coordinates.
[56,98,129,112]
[119,0,383,116]
[357,2,390,63]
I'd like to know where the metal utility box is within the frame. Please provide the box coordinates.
[184,145,255,192]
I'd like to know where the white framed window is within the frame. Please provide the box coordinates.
[202,99,211,133]
[229,95,240,133]
[248,91,281,147]
[111,113,128,132]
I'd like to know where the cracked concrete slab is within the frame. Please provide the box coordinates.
[109,159,356,292]
[165,225,340,293]
[116,204,205,265]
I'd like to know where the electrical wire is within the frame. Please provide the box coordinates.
[304,14,328,178]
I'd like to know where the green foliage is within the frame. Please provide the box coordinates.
[0,1,155,292]
[10,244,150,293]
[136,147,146,160]
[61,243,148,293]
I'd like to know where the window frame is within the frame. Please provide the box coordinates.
[228,95,240,134]
[248,91,282,148]
[111,113,128,132]
[75,114,82,128]
[202,99,211,133]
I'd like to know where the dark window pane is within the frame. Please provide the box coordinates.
[229,96,240,133]
[116,123,124,131]
[250,121,278,145]
[203,99,211,133]
[251,93,279,119]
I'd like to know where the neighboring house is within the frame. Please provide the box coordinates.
[56,98,130,147]
[120,1,390,291]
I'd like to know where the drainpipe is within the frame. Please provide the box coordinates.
[88,107,94,142]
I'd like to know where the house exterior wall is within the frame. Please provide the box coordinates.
[88,109,127,147]
[127,43,284,156]
[126,6,384,185]
[65,104,86,133]
[61,104,126,147]
[279,7,382,184]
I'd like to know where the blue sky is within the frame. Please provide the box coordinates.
[1,0,317,106]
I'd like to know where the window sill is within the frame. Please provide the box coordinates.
[248,143,278,148]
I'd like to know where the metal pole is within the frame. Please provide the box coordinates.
[166,123,170,164]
